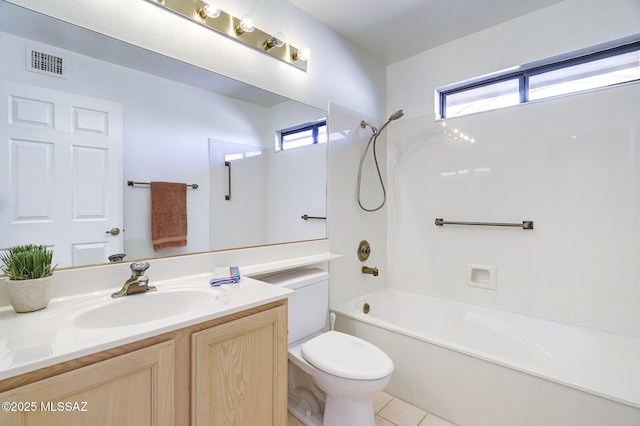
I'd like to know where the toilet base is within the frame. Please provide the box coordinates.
[322,395,375,426]
[288,397,323,426]
[288,394,376,426]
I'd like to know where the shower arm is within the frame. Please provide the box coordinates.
[360,120,378,135]
[360,110,404,136]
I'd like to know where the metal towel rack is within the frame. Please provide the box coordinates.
[127,180,199,189]
[301,214,327,221]
[435,218,534,230]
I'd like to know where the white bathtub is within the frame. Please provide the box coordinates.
[332,288,640,426]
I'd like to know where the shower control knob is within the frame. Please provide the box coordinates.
[358,240,371,261]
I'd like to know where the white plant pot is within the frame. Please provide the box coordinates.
[6,276,52,313]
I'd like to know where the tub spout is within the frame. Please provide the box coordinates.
[362,266,379,277]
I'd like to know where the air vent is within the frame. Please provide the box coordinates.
[26,46,66,79]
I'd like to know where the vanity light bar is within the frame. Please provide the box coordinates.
[146,0,309,71]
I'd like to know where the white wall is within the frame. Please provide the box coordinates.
[386,0,640,336]
[388,0,640,119]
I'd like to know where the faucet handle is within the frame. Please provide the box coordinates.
[130,261,150,275]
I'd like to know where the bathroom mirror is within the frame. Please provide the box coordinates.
[0,1,328,268]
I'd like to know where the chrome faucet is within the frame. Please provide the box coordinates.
[362,266,379,277]
[112,262,157,298]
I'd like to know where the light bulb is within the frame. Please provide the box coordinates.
[197,1,221,19]
[273,32,286,47]
[235,15,255,34]
[292,47,311,62]
[264,32,286,51]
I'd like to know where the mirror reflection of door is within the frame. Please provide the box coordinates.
[0,80,123,267]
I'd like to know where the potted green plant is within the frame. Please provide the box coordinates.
[1,244,57,313]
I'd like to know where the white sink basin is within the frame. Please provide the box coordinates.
[44,287,220,329]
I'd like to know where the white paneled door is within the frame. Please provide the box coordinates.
[0,81,123,267]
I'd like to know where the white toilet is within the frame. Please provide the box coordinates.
[261,268,394,426]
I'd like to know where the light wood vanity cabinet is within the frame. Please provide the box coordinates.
[192,305,288,425]
[0,341,175,426]
[0,300,288,426]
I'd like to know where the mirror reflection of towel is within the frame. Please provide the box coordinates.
[151,182,187,251]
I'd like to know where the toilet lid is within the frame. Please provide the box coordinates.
[300,331,394,380]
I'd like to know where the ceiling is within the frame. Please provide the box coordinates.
[289,0,565,63]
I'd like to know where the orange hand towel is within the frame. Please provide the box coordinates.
[151,182,187,251]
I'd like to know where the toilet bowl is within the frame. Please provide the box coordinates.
[258,268,394,426]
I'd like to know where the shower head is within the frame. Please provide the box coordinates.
[377,109,404,135]
[388,109,404,121]
[360,109,404,136]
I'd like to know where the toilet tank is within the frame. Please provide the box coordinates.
[259,268,329,344]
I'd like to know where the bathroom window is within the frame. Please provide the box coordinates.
[277,120,327,151]
[438,38,640,119]
[443,78,521,118]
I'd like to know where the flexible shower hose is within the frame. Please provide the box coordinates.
[357,132,386,212]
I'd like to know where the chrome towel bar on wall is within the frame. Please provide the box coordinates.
[435,218,534,230]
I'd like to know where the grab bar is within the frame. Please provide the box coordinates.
[127,180,198,189]
[225,161,231,201]
[435,218,534,230]
[301,214,327,221]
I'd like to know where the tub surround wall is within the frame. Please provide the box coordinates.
[388,83,640,337]
[387,0,640,337]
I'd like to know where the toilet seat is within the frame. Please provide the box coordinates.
[300,331,394,380]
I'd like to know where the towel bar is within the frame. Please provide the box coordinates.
[435,218,534,229]
[127,181,199,189]
[301,214,327,220]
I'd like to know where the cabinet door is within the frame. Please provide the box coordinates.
[192,305,287,426]
[0,340,174,426]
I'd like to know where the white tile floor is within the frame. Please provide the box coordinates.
[287,391,456,426]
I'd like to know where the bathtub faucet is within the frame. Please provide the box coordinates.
[362,266,379,277]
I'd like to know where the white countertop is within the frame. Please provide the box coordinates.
[0,275,292,381]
